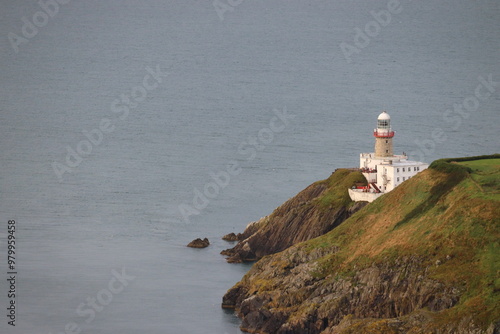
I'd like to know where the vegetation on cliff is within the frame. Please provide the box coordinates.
[222,155,500,333]
[221,169,368,263]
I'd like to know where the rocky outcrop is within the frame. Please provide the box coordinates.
[187,238,210,248]
[221,169,368,262]
[223,251,461,334]
[222,232,241,242]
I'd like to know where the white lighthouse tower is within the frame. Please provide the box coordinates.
[348,111,429,202]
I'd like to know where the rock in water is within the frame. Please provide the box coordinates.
[187,238,210,248]
[222,232,240,241]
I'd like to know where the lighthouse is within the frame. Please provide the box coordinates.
[348,111,429,202]
[374,111,394,157]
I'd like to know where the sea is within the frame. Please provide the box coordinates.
[0,0,498,333]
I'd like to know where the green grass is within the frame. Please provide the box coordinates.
[429,154,499,175]
[458,158,500,200]
[314,169,367,209]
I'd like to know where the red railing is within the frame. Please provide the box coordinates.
[373,130,395,138]
[360,167,377,173]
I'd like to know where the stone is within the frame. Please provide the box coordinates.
[187,238,210,248]
[222,232,240,241]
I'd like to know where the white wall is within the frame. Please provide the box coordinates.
[348,189,383,203]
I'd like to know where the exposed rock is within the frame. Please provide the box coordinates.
[222,232,241,242]
[221,169,368,262]
[224,251,462,334]
[225,253,243,263]
[187,238,210,248]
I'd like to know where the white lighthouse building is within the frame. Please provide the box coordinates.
[348,111,429,202]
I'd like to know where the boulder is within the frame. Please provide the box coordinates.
[187,238,210,248]
[222,232,240,241]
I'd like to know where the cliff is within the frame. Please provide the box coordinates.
[222,155,500,333]
[221,169,368,263]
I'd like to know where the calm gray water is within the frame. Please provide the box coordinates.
[0,0,498,333]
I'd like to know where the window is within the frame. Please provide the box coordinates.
[397,177,400,182]
[385,140,388,143]
[397,168,399,173]
[402,168,405,172]
[386,150,388,153]
[417,167,420,171]
[378,120,389,129]
[403,177,406,181]
[414,167,416,171]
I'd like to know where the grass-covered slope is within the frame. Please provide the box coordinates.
[221,168,368,262]
[223,155,500,333]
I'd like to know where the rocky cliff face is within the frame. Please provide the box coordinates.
[222,157,500,333]
[221,169,368,263]
[223,251,464,334]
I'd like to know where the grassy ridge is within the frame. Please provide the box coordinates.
[298,156,500,330]
[457,158,500,201]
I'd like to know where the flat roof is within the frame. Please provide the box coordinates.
[360,153,428,166]
[389,160,428,167]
